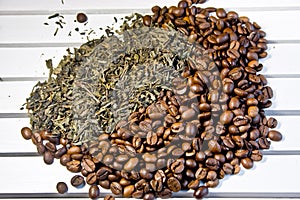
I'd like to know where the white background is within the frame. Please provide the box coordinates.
[0,0,299,199]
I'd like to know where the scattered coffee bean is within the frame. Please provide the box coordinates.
[268,130,282,141]
[56,182,68,194]
[89,185,100,199]
[21,127,32,140]
[71,175,85,188]
[194,186,209,199]
[77,13,88,23]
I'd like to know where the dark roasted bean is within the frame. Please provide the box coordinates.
[89,185,100,199]
[268,130,282,141]
[194,186,209,199]
[21,127,32,140]
[56,182,68,194]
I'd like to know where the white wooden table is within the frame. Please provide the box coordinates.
[0,0,300,199]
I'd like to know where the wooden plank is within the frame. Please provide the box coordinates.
[0,10,299,44]
[0,0,299,12]
[0,115,294,153]
[1,43,299,78]
[0,78,298,113]
[0,155,299,194]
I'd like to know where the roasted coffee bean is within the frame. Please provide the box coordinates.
[99,180,110,189]
[123,185,135,197]
[220,110,234,124]
[67,146,81,155]
[206,158,219,170]
[170,160,184,174]
[56,182,68,194]
[206,178,219,188]
[167,177,181,192]
[21,127,32,140]
[31,132,42,145]
[268,130,282,141]
[86,173,97,185]
[194,186,209,199]
[45,142,56,152]
[60,154,71,166]
[89,185,100,199]
[241,157,254,169]
[37,143,46,155]
[248,106,259,118]
[54,147,67,158]
[71,175,85,188]
[124,157,139,171]
[43,150,54,165]
[76,13,88,23]
[144,193,155,200]
[267,117,278,128]
[143,15,152,26]
[82,158,96,172]
[111,182,122,195]
[104,195,115,200]
[66,160,81,173]
[158,188,172,199]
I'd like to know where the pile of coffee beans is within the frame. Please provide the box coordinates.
[21,0,283,199]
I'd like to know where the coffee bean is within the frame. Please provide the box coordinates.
[144,193,155,200]
[70,175,85,188]
[220,110,234,124]
[268,130,282,141]
[158,188,172,199]
[111,182,122,195]
[86,172,97,185]
[37,143,46,155]
[172,7,185,17]
[60,154,71,166]
[208,140,221,153]
[89,185,100,199]
[31,132,42,145]
[66,160,81,173]
[124,157,139,171]
[123,185,135,197]
[21,127,32,140]
[76,13,88,23]
[194,186,209,199]
[82,158,96,172]
[67,146,81,155]
[43,150,54,165]
[104,195,115,200]
[267,117,278,128]
[241,157,254,169]
[56,182,68,194]
[54,147,67,158]
[248,106,259,118]
[45,142,56,152]
[167,177,181,192]
[143,15,152,26]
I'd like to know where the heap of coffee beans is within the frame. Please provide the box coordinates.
[21,0,283,199]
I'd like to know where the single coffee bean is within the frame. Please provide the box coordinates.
[66,160,81,173]
[71,175,85,188]
[86,172,97,185]
[104,195,115,200]
[99,180,110,189]
[248,106,259,118]
[268,130,282,141]
[82,158,96,172]
[21,127,32,140]
[76,13,88,23]
[194,186,209,199]
[45,142,56,152]
[43,150,54,165]
[111,182,122,195]
[144,193,155,200]
[123,185,135,197]
[167,177,181,192]
[124,157,139,171]
[241,157,254,169]
[89,185,100,199]
[60,154,71,166]
[54,147,67,158]
[220,110,234,124]
[267,117,278,128]
[36,143,46,155]
[56,182,68,194]
[67,146,81,155]
[143,15,152,26]
[158,188,172,199]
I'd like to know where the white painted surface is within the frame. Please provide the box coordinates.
[0,0,299,199]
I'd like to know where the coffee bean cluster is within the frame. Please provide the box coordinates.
[21,0,283,199]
